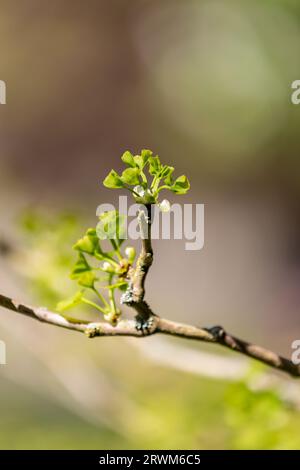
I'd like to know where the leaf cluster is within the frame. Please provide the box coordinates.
[58,149,191,324]
[57,211,135,325]
[103,149,190,204]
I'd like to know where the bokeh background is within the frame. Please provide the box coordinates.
[1,0,300,449]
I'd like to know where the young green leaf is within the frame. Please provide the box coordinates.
[77,271,98,289]
[161,165,174,179]
[171,175,190,194]
[70,253,91,279]
[134,149,152,170]
[121,150,135,167]
[56,291,85,312]
[141,149,152,158]
[164,169,174,186]
[73,228,101,255]
[141,149,152,162]
[103,170,124,189]
[148,156,161,175]
[121,167,140,185]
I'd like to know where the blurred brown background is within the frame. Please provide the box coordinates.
[0,0,300,449]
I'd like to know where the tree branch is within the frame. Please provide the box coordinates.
[1,205,298,379]
[121,204,156,322]
[130,204,153,302]
[0,292,299,378]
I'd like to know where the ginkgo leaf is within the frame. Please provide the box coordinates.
[103,170,124,189]
[121,150,135,167]
[73,229,101,255]
[56,291,85,312]
[148,156,162,175]
[121,168,140,185]
[77,271,98,289]
[171,175,190,194]
[70,253,91,279]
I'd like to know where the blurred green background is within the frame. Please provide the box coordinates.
[1,0,300,449]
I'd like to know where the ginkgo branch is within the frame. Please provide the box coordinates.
[0,293,299,378]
